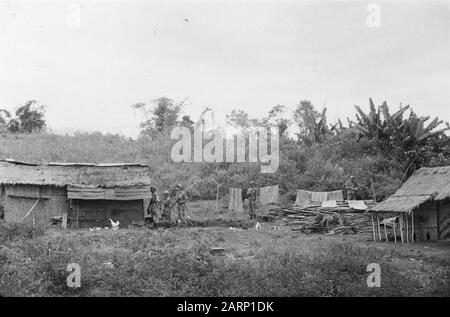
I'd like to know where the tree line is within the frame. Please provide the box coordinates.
[2,97,449,201]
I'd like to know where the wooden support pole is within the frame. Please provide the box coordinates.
[405,213,409,243]
[393,218,397,243]
[399,214,404,243]
[76,200,79,228]
[377,215,382,241]
[384,221,389,242]
[411,210,415,243]
[216,182,220,212]
[371,215,376,242]
[62,214,68,230]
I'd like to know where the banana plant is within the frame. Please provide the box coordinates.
[354,98,387,139]
[402,111,449,146]
[294,101,331,145]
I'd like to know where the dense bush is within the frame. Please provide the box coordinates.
[1,128,448,201]
[1,96,449,201]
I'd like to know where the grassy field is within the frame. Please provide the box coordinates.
[1,200,449,297]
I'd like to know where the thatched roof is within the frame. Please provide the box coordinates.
[0,159,151,188]
[371,166,450,213]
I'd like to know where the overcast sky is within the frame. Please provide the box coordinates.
[0,0,449,138]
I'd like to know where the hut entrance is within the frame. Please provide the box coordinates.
[438,202,450,241]
[69,199,144,228]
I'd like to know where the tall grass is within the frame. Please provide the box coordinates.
[1,230,448,297]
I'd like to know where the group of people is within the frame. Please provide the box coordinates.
[146,184,187,226]
[146,177,359,226]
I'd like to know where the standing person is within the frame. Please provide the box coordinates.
[146,186,160,226]
[174,184,188,222]
[345,176,359,200]
[160,190,172,223]
[247,181,258,219]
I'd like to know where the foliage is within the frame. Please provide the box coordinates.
[293,100,331,145]
[0,96,448,202]
[0,100,46,134]
[133,97,186,138]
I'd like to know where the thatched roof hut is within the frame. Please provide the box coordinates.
[369,166,450,242]
[0,159,152,228]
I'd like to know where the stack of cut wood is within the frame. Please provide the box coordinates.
[268,200,374,235]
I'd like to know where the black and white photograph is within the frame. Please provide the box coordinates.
[0,0,449,302]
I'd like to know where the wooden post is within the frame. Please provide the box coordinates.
[411,210,415,243]
[215,182,220,212]
[384,220,389,242]
[393,218,397,243]
[399,214,404,243]
[76,200,79,228]
[377,215,382,241]
[371,215,376,242]
[405,214,409,243]
[62,213,68,230]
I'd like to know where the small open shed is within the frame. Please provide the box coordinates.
[369,166,450,242]
[0,159,152,228]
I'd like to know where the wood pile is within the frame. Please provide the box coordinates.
[268,200,375,235]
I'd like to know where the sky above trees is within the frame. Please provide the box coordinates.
[0,0,449,138]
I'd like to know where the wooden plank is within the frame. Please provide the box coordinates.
[384,221,389,242]
[399,214,404,243]
[393,219,397,243]
[20,198,40,222]
[411,210,414,242]
[377,215,382,241]
[405,214,409,243]
[371,215,376,242]
[62,213,68,229]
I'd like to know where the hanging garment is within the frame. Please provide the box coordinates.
[259,185,279,205]
[295,189,344,206]
[229,188,243,211]
[348,200,367,210]
[326,190,344,201]
[322,200,337,208]
[311,191,328,202]
[295,190,312,206]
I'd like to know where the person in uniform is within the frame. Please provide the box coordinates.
[160,190,172,223]
[146,186,160,226]
[174,184,188,222]
[345,176,359,200]
[247,181,258,219]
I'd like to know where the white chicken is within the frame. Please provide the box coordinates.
[109,218,120,230]
[255,222,261,230]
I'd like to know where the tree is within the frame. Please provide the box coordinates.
[267,104,291,138]
[293,100,330,145]
[0,109,11,132]
[226,110,251,129]
[354,98,449,151]
[401,111,449,147]
[180,115,194,128]
[133,97,185,138]
[1,100,46,133]
[354,98,386,140]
